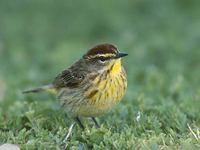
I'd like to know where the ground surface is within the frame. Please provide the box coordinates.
[0,0,200,149]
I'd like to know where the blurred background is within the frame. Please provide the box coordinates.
[0,0,200,147]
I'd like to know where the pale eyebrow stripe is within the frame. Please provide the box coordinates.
[89,53,115,59]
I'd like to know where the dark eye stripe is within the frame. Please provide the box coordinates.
[98,56,110,61]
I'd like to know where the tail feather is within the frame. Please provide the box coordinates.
[22,84,55,94]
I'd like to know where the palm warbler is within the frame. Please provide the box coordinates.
[23,43,128,129]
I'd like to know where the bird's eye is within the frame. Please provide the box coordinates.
[98,57,107,63]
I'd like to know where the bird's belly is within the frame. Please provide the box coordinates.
[78,97,116,117]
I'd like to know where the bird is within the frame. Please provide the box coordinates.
[23,43,128,129]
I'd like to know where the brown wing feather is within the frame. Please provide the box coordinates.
[53,69,85,88]
[53,60,86,88]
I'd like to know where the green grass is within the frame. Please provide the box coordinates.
[0,0,200,149]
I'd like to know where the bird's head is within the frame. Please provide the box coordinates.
[83,43,128,74]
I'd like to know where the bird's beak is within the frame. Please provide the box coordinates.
[115,52,128,59]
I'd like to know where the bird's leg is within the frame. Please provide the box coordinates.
[91,117,100,128]
[75,117,85,129]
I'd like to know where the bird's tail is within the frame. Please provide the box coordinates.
[22,84,57,94]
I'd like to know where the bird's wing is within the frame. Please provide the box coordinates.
[53,69,85,88]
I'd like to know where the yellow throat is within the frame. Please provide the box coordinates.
[111,59,122,75]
